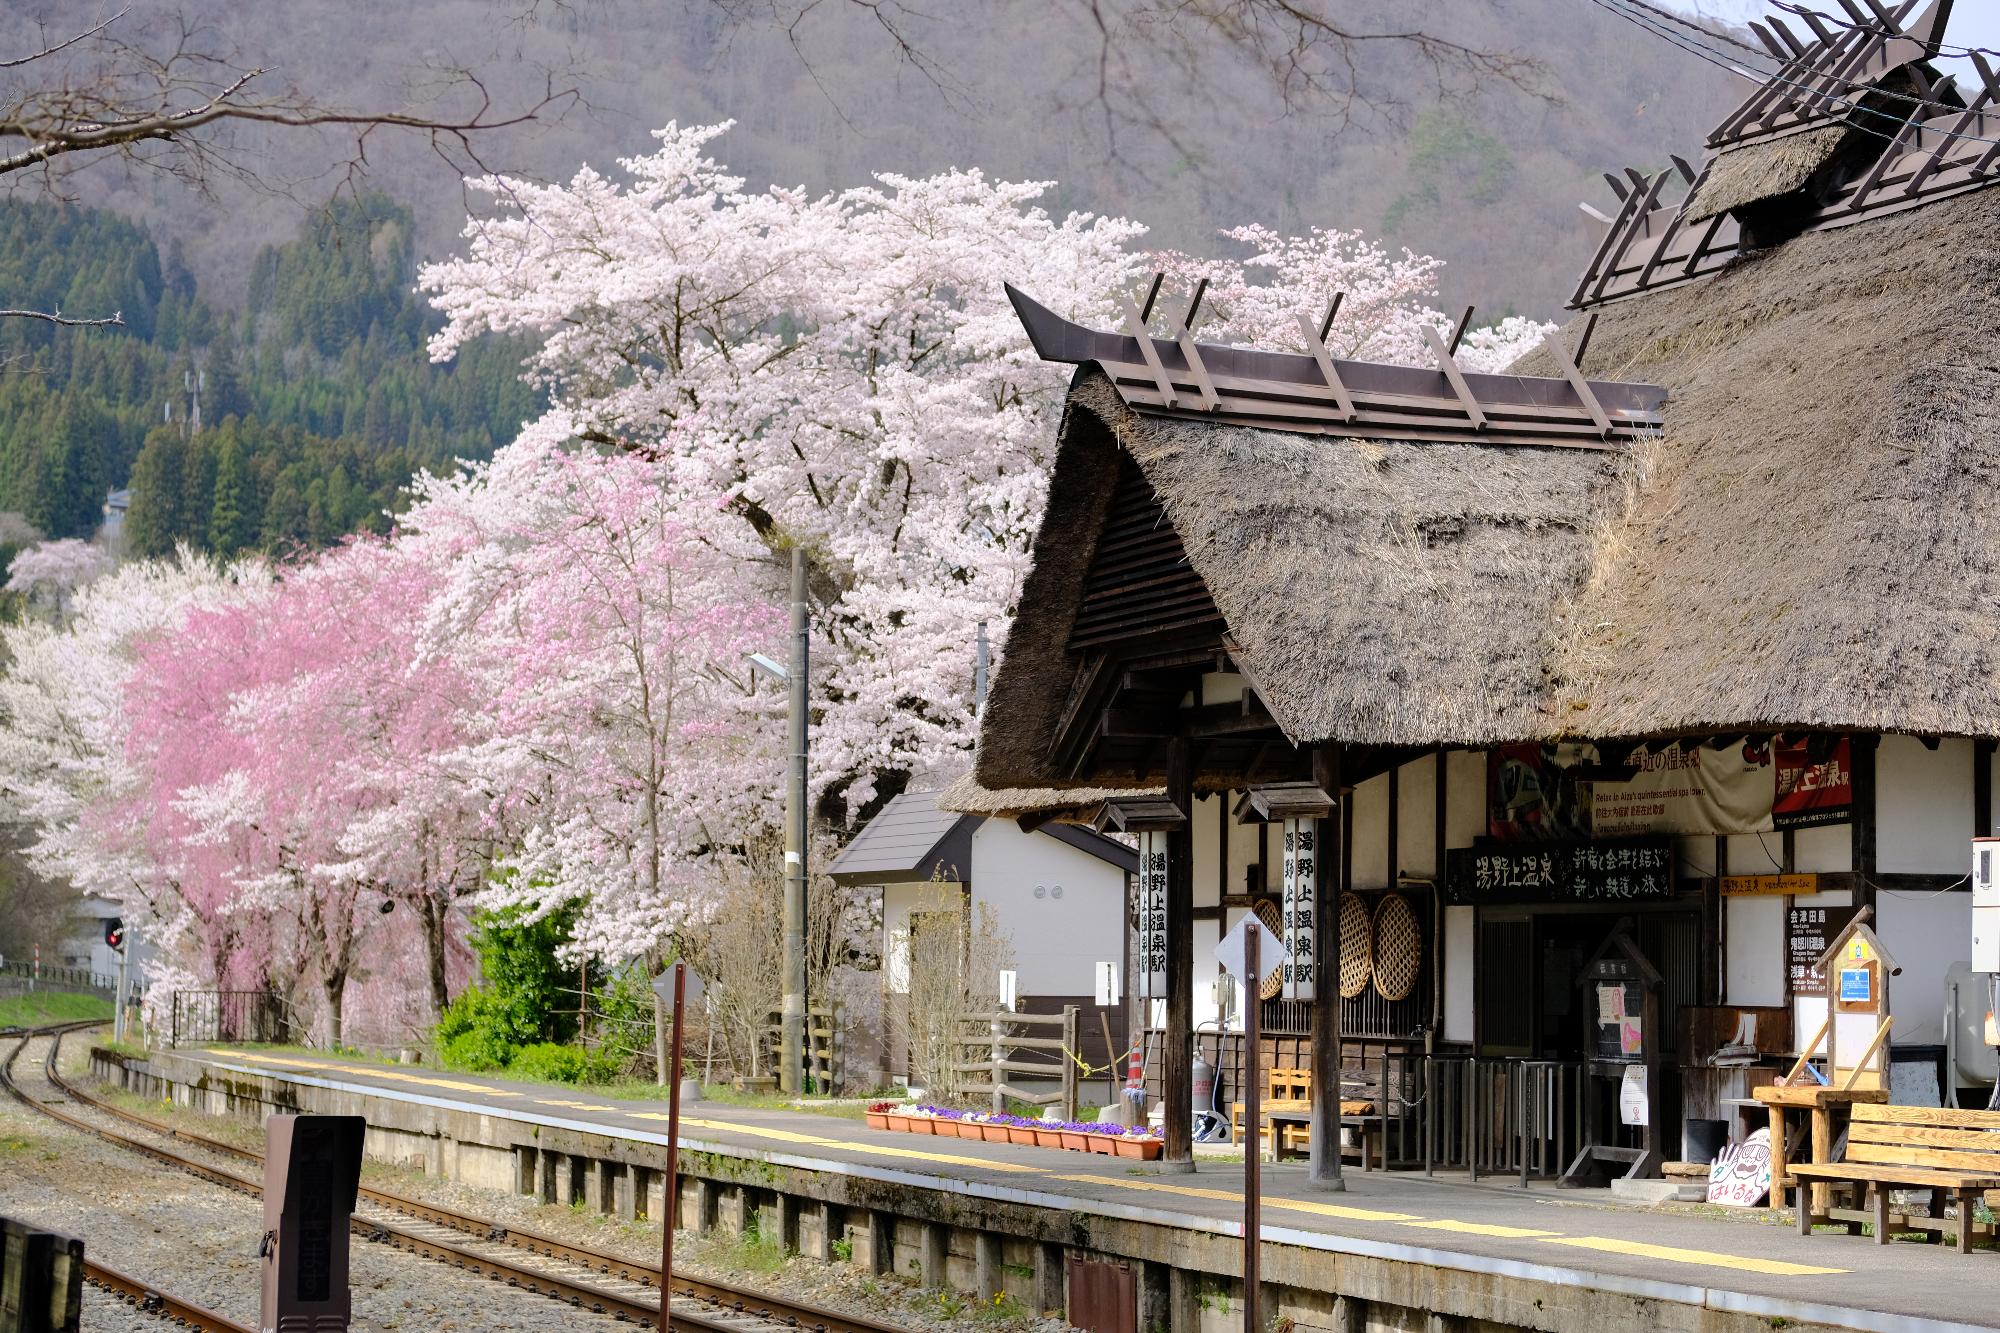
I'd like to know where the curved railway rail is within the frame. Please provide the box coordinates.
[2,1023,916,1333]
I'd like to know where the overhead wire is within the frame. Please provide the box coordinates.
[1587,0,2000,153]
[1596,0,1971,117]
[1771,0,2000,62]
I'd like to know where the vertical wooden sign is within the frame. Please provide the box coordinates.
[1136,831,1168,998]
[1281,817,1317,1000]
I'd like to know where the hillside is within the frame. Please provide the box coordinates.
[0,195,536,555]
[52,0,1741,320]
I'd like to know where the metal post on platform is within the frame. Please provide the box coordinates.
[660,962,686,1333]
[1243,921,1261,1333]
[782,549,809,1096]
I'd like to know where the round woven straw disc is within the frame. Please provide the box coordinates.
[1337,893,1373,999]
[1372,893,1421,1001]
[1254,899,1285,1001]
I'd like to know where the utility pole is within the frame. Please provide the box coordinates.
[780,548,809,1095]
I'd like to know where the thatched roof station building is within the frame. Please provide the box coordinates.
[952,0,2000,1182]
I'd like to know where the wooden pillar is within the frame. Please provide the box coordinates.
[1976,740,1994,839]
[1162,736,1196,1169]
[1310,742,1347,1190]
[1852,735,1878,912]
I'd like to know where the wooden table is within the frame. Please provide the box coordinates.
[1752,1084,1889,1214]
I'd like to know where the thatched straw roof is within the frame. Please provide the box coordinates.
[934,771,1159,821]
[1682,125,1851,224]
[977,185,2000,794]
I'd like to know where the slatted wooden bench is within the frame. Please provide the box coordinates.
[1789,1103,2000,1253]
[1231,1067,1386,1169]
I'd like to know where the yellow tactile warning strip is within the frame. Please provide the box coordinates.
[215,1050,523,1096]
[1543,1235,1845,1278]
[201,1051,1851,1279]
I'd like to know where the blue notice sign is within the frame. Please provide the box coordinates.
[1838,967,1871,1003]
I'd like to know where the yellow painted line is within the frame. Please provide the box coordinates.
[209,1050,522,1097]
[538,1100,616,1112]
[1401,1218,1558,1239]
[1050,1173,1416,1222]
[835,1140,1039,1173]
[1543,1235,1846,1277]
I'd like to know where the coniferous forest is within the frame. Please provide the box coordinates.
[0,194,538,558]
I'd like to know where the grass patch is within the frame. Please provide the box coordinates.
[0,992,112,1028]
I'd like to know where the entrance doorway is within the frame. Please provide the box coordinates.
[1477,906,1701,1060]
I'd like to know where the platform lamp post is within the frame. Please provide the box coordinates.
[748,547,810,1096]
[652,961,705,1333]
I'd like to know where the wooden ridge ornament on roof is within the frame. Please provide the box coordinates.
[1007,285,1666,451]
[1569,1,2000,309]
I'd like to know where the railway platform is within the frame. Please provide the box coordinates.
[100,1043,1996,1333]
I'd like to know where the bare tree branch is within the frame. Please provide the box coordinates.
[0,308,124,327]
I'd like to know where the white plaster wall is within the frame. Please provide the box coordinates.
[1877,735,1975,874]
[1793,822,1852,872]
[1352,772,1390,890]
[1443,906,1476,1042]
[1191,793,1222,908]
[1199,671,1245,706]
[1725,895,1786,1007]
[1225,799,1259,900]
[1878,889,1972,1042]
[1397,754,1440,882]
[1193,916,1224,1027]
[881,879,963,995]
[1725,832,1788,876]
[1444,750,1485,849]
[969,821,1126,998]
[1676,836,1718,878]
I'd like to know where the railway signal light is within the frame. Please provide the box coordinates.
[104,918,124,950]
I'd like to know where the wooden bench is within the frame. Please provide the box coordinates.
[1231,1066,1386,1169]
[1789,1103,2000,1253]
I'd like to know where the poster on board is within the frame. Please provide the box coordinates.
[1489,737,1852,840]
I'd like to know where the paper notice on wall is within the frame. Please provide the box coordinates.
[1596,983,1625,1024]
[1619,1065,1649,1126]
[1620,1018,1644,1057]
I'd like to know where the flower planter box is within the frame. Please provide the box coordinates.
[1006,1127,1039,1146]
[1059,1130,1091,1152]
[1034,1129,1064,1148]
[902,1116,933,1134]
[865,1112,890,1130]
[938,1120,971,1138]
[1112,1135,1162,1160]
[1086,1133,1117,1155]
[980,1123,1011,1144]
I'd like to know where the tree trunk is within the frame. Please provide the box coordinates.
[424,894,450,1019]
[323,968,347,1049]
[654,986,671,1087]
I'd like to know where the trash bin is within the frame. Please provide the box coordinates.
[1681,1117,1728,1165]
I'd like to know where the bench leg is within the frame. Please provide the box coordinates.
[1960,1189,1977,1255]
[1873,1185,1889,1245]
[1797,1186,1814,1236]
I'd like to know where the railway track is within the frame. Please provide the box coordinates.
[3,1023,915,1333]
[81,1254,253,1333]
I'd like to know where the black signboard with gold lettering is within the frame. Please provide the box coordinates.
[1444,839,1675,906]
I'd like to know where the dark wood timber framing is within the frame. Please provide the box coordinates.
[1570,3,2000,309]
[1853,734,1880,912]
[1007,286,1666,449]
[1977,740,1994,839]
[1309,744,1346,1190]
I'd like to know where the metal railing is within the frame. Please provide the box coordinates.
[1419,1056,1585,1181]
[168,990,288,1047]
[0,959,118,997]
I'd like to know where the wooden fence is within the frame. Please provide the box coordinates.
[756,1003,845,1093]
[949,1006,1080,1120]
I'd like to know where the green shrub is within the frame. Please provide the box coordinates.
[507,1041,625,1085]
[433,901,580,1072]
[509,1042,590,1083]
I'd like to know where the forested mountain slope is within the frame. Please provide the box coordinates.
[0,195,536,555]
